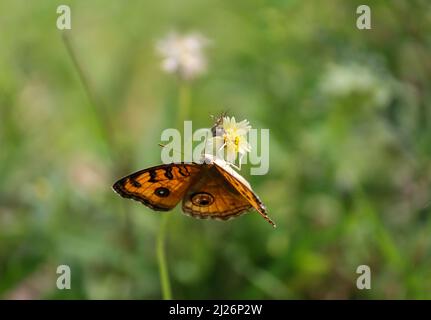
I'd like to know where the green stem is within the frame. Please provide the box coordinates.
[178,82,191,124]
[157,81,191,300]
[157,213,172,300]
[62,31,135,250]
[61,32,114,151]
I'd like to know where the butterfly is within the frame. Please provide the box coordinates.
[112,154,276,227]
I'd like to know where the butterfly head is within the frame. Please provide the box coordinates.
[210,112,227,137]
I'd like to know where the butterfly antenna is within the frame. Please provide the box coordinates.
[210,110,228,121]
[158,143,185,156]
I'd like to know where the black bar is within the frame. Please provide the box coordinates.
[0,300,426,318]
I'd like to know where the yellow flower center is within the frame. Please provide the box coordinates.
[223,131,241,153]
[234,136,240,152]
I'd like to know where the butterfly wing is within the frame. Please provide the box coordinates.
[213,160,276,227]
[113,163,201,211]
[182,164,252,220]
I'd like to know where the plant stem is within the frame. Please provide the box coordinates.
[157,213,172,300]
[178,82,191,125]
[157,81,191,300]
[61,31,135,250]
[61,32,114,151]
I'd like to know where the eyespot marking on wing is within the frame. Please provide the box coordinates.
[155,187,170,198]
[191,192,214,207]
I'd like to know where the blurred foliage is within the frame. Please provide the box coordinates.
[0,0,431,299]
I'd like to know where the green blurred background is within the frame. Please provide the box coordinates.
[1,0,430,299]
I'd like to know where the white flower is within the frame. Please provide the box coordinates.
[205,116,251,166]
[156,32,209,80]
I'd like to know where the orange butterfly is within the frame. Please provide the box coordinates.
[112,154,276,227]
